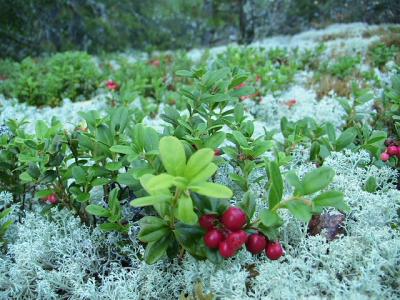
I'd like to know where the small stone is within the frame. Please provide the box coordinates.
[308,213,346,241]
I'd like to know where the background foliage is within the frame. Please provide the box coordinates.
[1,0,399,60]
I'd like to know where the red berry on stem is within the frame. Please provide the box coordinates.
[226,230,248,250]
[265,242,285,260]
[214,148,222,156]
[204,229,224,249]
[47,194,58,205]
[199,214,218,230]
[387,146,398,156]
[246,233,267,254]
[381,152,390,161]
[221,207,247,231]
[219,240,236,258]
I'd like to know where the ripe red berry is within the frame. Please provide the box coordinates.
[380,152,390,161]
[387,146,398,156]
[219,240,236,258]
[106,80,120,91]
[199,214,218,230]
[226,230,248,250]
[46,194,58,205]
[221,207,247,231]
[204,229,224,249]
[246,233,267,254]
[214,148,222,156]
[265,241,284,260]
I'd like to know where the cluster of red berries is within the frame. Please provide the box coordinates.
[381,140,400,161]
[200,207,284,260]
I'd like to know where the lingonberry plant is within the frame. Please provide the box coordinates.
[131,136,232,264]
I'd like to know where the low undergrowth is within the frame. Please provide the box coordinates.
[0,24,399,299]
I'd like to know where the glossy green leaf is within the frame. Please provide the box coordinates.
[159,136,186,176]
[72,166,86,184]
[146,173,175,192]
[335,127,357,151]
[189,163,218,183]
[184,148,214,179]
[130,195,171,207]
[176,195,198,225]
[284,200,312,222]
[238,191,256,220]
[144,235,170,264]
[189,182,232,199]
[259,209,283,227]
[85,205,110,217]
[267,161,283,208]
[302,166,335,195]
[313,191,350,212]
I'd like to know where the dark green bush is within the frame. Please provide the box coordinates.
[0,51,101,106]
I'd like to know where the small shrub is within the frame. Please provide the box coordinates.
[0,52,101,106]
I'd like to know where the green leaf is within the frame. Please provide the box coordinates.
[35,120,48,138]
[76,192,90,202]
[284,200,312,222]
[267,161,283,208]
[189,163,218,183]
[325,122,336,143]
[34,189,53,199]
[301,166,335,195]
[159,136,186,176]
[139,217,170,243]
[143,127,160,152]
[204,132,226,149]
[229,86,255,97]
[184,148,214,179]
[109,145,134,155]
[19,171,33,182]
[176,195,198,225]
[91,177,110,186]
[72,166,86,184]
[176,70,194,77]
[144,235,170,264]
[238,191,256,220]
[105,162,122,171]
[259,209,284,227]
[363,176,377,193]
[130,195,171,207]
[285,171,304,195]
[99,223,127,233]
[85,205,110,217]
[110,106,129,133]
[146,173,176,191]
[189,182,232,199]
[335,128,357,151]
[313,191,350,212]
[231,131,248,147]
[228,74,248,89]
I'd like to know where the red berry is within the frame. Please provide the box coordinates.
[381,152,390,161]
[226,230,248,250]
[204,229,224,249]
[219,240,236,258]
[246,233,267,254]
[214,148,222,156]
[221,207,247,231]
[106,80,119,91]
[387,146,398,156]
[265,242,284,260]
[47,194,58,205]
[199,214,218,230]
